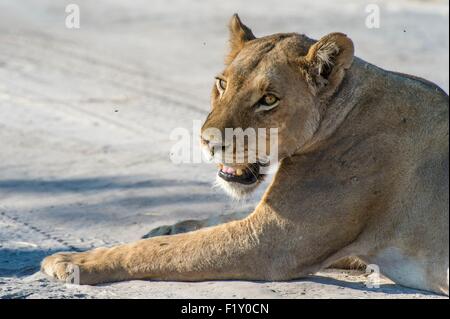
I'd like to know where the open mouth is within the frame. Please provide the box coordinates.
[217,163,262,185]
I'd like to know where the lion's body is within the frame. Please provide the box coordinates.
[262,58,449,293]
[42,16,449,295]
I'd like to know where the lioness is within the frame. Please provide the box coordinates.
[42,14,449,295]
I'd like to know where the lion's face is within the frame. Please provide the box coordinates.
[201,15,354,198]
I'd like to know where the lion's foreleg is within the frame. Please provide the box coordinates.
[41,210,296,285]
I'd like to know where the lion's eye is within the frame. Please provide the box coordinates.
[261,94,278,106]
[255,94,280,112]
[216,78,227,93]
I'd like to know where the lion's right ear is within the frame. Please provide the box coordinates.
[226,14,256,65]
[304,33,354,99]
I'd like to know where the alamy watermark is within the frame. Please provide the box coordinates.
[365,4,381,29]
[365,264,381,289]
[169,120,279,174]
[65,264,81,285]
[65,4,80,29]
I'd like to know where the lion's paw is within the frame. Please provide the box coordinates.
[41,252,82,283]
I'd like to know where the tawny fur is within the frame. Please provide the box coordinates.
[42,15,449,295]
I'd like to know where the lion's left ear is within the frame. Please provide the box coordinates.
[226,14,256,65]
[305,33,354,98]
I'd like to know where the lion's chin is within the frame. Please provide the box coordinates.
[214,175,262,199]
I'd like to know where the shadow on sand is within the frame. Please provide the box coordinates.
[0,176,210,194]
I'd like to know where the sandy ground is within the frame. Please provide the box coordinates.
[0,0,448,299]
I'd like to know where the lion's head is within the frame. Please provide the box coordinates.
[201,14,354,198]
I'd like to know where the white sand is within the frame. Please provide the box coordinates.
[0,0,448,299]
